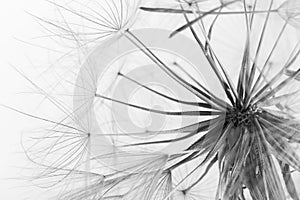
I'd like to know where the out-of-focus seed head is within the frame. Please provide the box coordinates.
[278,0,300,28]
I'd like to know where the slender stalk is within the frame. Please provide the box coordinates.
[95,93,222,116]
[246,0,274,105]
[118,72,214,109]
[252,43,300,103]
[248,21,288,102]
[140,7,278,15]
[124,29,230,110]
[169,0,239,38]
[179,4,235,108]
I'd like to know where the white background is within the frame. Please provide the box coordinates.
[0,1,51,199]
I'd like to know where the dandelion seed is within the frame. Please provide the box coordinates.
[37,0,143,49]
[278,0,300,28]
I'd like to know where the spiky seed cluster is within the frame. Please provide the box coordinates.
[22,0,300,200]
[228,104,261,127]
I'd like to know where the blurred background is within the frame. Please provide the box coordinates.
[0,1,52,199]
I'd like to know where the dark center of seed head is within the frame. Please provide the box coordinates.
[229,104,260,127]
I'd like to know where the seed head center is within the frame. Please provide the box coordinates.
[229,104,260,127]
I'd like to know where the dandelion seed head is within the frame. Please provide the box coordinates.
[20,0,300,199]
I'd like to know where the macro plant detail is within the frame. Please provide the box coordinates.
[15,0,300,199]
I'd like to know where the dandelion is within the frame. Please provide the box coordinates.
[13,0,300,199]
